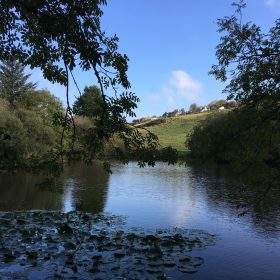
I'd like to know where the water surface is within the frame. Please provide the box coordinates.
[0,162,279,280]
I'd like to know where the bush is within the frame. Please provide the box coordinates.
[187,105,280,169]
[0,97,64,170]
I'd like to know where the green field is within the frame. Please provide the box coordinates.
[138,112,210,153]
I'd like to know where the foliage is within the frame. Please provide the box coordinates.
[207,99,227,110]
[187,106,280,170]
[0,0,170,170]
[209,0,280,104]
[189,103,198,113]
[0,59,36,106]
[0,105,27,170]
[73,85,103,118]
[0,93,65,171]
[21,89,64,123]
[0,58,65,171]
[188,1,280,176]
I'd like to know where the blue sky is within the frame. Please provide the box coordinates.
[31,0,280,118]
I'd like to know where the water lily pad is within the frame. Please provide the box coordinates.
[92,254,103,261]
[143,234,161,243]
[179,255,192,263]
[0,211,215,279]
[146,266,163,274]
[3,253,16,262]
[111,264,120,270]
[148,259,163,267]
[178,264,198,274]
[192,256,204,266]
[163,259,176,268]
[16,219,26,224]
[113,251,126,258]
[27,251,38,259]
[64,242,76,250]
[57,223,73,235]
[89,265,100,273]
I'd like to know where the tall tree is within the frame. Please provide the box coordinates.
[73,85,104,119]
[0,59,36,106]
[209,0,280,105]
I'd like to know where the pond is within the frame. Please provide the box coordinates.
[0,162,280,280]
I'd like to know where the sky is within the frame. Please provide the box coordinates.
[30,0,280,118]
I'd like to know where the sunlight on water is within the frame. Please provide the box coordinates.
[0,161,280,279]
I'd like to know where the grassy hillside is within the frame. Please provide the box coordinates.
[137,112,211,153]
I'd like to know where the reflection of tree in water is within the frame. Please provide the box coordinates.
[189,164,280,238]
[0,161,109,213]
[62,161,109,213]
[0,172,62,210]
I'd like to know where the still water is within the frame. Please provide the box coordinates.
[0,162,280,280]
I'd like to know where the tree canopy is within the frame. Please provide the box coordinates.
[0,0,177,171]
[73,85,104,119]
[0,59,36,106]
[188,1,280,179]
[209,0,280,105]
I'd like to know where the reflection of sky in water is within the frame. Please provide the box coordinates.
[0,162,280,279]
[105,163,220,229]
[62,179,75,212]
[103,162,280,280]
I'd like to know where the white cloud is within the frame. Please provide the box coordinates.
[163,70,202,110]
[148,93,161,102]
[145,70,202,113]
[265,0,280,7]
[170,70,202,92]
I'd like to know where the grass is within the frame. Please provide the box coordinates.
[139,112,211,153]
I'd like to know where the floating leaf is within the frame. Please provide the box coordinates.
[57,223,73,235]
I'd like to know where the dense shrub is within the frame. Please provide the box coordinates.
[187,105,280,169]
[0,95,65,171]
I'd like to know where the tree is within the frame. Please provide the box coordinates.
[0,59,36,106]
[189,103,198,113]
[0,97,61,170]
[73,85,104,118]
[188,1,280,181]
[0,0,176,170]
[208,99,227,110]
[209,0,280,105]
[21,89,64,123]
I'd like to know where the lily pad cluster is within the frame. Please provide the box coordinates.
[0,211,215,279]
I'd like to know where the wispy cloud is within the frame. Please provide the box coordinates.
[265,0,280,7]
[144,70,203,115]
[169,70,202,101]
[148,93,161,102]
[157,70,202,110]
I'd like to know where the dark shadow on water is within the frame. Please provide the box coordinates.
[187,163,280,239]
[0,161,109,213]
[62,162,110,213]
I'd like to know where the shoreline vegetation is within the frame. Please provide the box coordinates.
[0,1,278,183]
[1,100,279,180]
